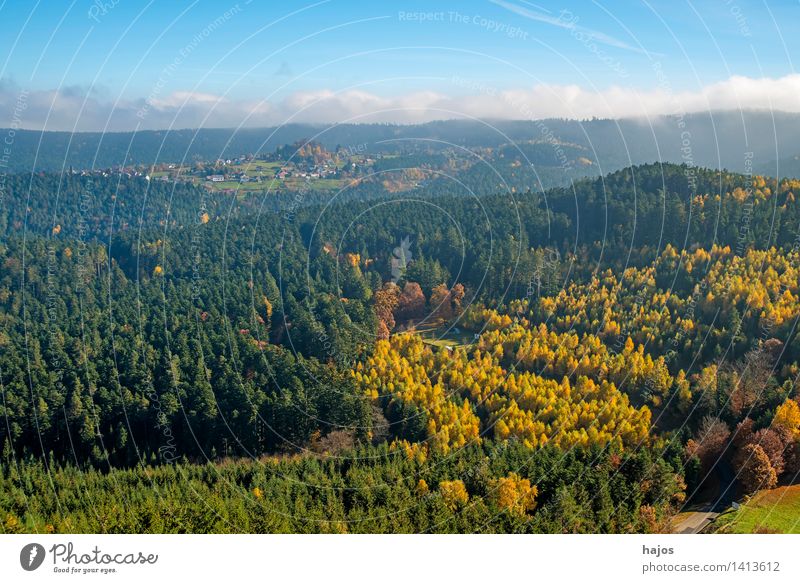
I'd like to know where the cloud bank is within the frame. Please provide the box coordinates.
[2,74,800,132]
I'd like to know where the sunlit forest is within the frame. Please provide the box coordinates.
[2,155,799,533]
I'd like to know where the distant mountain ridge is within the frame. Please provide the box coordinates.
[3,110,799,180]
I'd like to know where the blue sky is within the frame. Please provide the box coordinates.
[1,0,799,130]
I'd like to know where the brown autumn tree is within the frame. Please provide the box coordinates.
[734,443,777,494]
[693,416,731,471]
[376,319,391,341]
[396,281,425,322]
[638,505,659,534]
[783,440,800,476]
[762,338,784,360]
[747,428,786,476]
[728,348,774,417]
[450,283,465,314]
[732,417,755,448]
[374,282,399,334]
[430,283,453,322]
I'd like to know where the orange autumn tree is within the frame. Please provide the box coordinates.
[491,473,538,516]
[439,480,469,510]
[773,399,800,439]
[353,315,651,453]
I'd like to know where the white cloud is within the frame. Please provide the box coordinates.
[2,74,800,131]
[149,91,227,109]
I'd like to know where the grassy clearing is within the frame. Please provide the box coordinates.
[422,336,462,349]
[212,181,264,191]
[714,484,800,533]
[406,325,475,350]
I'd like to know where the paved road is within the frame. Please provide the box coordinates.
[672,461,736,534]
[672,510,718,534]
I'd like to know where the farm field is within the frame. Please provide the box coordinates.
[714,485,800,534]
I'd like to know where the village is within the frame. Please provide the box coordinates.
[67,142,380,196]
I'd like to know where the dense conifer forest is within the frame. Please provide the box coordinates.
[2,156,799,533]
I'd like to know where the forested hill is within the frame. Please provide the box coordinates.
[2,159,800,533]
[3,163,799,260]
[4,111,800,178]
